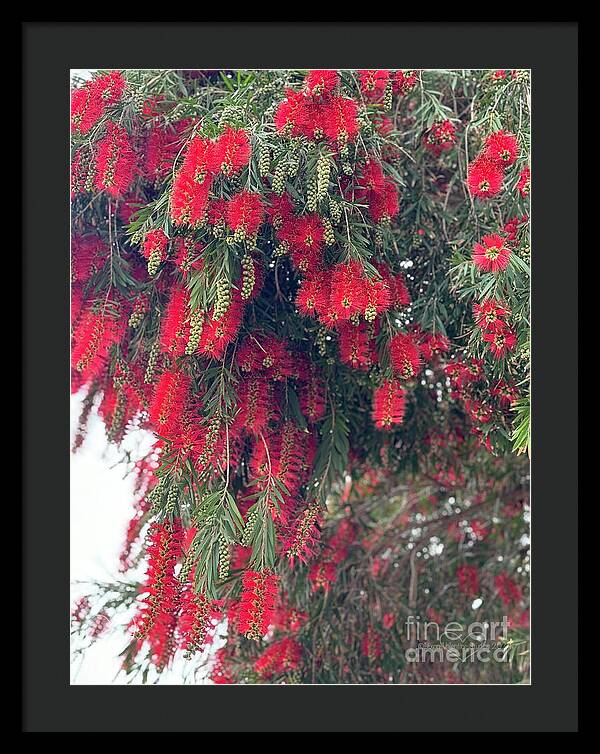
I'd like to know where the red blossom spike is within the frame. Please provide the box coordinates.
[372,379,406,429]
[238,569,278,640]
[389,332,422,379]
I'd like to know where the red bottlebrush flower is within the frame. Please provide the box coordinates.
[272,421,307,497]
[266,193,295,229]
[171,170,212,227]
[372,379,406,429]
[363,276,392,320]
[141,228,169,275]
[322,95,360,144]
[309,560,337,592]
[233,376,273,436]
[423,119,457,156]
[238,569,278,640]
[236,334,291,376]
[226,191,264,238]
[209,126,251,176]
[71,71,126,134]
[94,122,136,197]
[472,233,512,273]
[296,272,331,318]
[467,157,504,199]
[418,331,451,362]
[71,235,108,284]
[368,180,399,224]
[133,520,183,641]
[183,136,215,183]
[199,291,245,360]
[160,285,191,356]
[283,500,323,566]
[473,298,511,332]
[144,120,190,182]
[71,308,123,381]
[359,159,386,194]
[305,69,339,97]
[374,115,394,136]
[464,398,493,425]
[210,647,235,684]
[255,637,302,679]
[456,564,480,597]
[517,166,531,198]
[358,70,390,101]
[495,572,523,606]
[338,321,376,370]
[390,332,421,379]
[287,213,325,271]
[361,626,383,660]
[297,367,327,423]
[374,262,411,308]
[504,214,528,241]
[483,130,519,166]
[394,69,419,95]
[491,379,519,408]
[275,88,310,136]
[382,613,395,630]
[483,329,517,359]
[329,261,368,321]
[149,369,191,438]
[178,571,213,656]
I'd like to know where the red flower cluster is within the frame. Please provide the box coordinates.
[94,122,136,197]
[357,159,400,224]
[71,308,124,381]
[423,119,457,156]
[495,572,523,606]
[160,284,191,356]
[226,191,265,239]
[308,560,338,593]
[517,166,531,198]
[305,69,339,97]
[359,70,390,101]
[144,120,190,183]
[209,126,251,176]
[71,71,126,134]
[275,74,359,144]
[456,564,480,596]
[473,298,511,333]
[254,637,302,678]
[467,130,518,200]
[149,369,191,438]
[473,290,517,362]
[238,569,278,639]
[178,570,214,655]
[472,233,512,273]
[372,379,406,429]
[133,520,183,667]
[389,332,422,379]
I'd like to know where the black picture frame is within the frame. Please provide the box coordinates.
[22,21,578,733]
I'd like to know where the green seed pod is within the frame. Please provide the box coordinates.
[213,279,231,320]
[258,145,271,176]
[322,217,335,246]
[240,255,256,300]
[185,309,204,355]
[144,340,160,384]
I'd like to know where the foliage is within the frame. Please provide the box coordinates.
[70,67,530,684]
